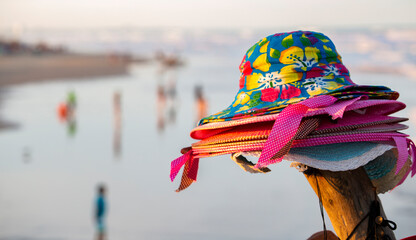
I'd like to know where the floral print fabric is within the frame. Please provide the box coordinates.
[199,31,397,125]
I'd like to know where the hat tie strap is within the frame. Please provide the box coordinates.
[256,95,362,168]
[407,139,416,177]
[170,150,192,181]
[392,138,415,189]
[394,138,416,189]
[393,137,408,175]
[170,149,200,192]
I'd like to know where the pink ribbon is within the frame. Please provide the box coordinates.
[256,95,363,168]
[170,150,193,181]
[407,139,416,177]
[391,138,415,189]
[294,132,408,148]
[170,150,199,182]
[393,137,408,175]
[324,95,367,120]
[394,138,412,189]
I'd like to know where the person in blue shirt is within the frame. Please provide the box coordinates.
[95,184,107,240]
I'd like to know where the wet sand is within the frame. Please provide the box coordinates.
[0,54,134,87]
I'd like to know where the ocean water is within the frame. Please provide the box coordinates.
[0,52,416,240]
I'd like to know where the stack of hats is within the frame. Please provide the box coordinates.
[170,31,415,193]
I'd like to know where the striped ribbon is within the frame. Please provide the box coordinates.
[409,140,416,177]
[393,138,416,189]
[170,149,200,192]
[394,137,408,175]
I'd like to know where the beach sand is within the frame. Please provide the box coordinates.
[0,54,134,87]
[0,53,139,130]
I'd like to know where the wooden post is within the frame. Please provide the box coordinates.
[303,167,396,240]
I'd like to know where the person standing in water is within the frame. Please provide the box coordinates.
[194,85,208,123]
[113,91,122,159]
[95,184,107,240]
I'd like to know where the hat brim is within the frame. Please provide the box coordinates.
[284,142,393,171]
[191,117,408,158]
[287,145,412,193]
[198,85,399,126]
[191,98,406,140]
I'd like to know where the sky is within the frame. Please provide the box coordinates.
[1,0,416,30]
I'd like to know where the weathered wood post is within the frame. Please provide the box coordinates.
[303,167,396,240]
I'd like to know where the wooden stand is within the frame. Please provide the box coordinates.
[303,167,396,240]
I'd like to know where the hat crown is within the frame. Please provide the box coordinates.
[239,31,347,90]
[198,30,396,126]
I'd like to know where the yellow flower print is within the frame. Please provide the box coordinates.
[246,69,302,91]
[280,46,320,71]
[246,73,263,90]
[286,96,307,104]
[252,53,271,72]
[260,41,269,53]
[232,92,251,107]
[236,105,250,113]
[279,65,302,84]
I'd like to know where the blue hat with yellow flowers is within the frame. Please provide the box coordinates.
[198,31,397,126]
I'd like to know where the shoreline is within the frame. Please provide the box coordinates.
[0,53,139,87]
[0,53,146,131]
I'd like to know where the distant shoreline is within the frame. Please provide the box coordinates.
[0,53,140,87]
[0,53,144,130]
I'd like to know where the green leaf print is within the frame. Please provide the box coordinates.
[248,92,261,108]
[270,48,281,59]
[282,34,294,48]
[313,34,330,43]
[300,35,311,46]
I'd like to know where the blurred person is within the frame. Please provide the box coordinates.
[166,74,178,123]
[67,90,77,109]
[57,102,68,122]
[156,84,166,132]
[57,91,78,136]
[67,117,77,136]
[194,85,208,123]
[113,91,122,158]
[22,146,31,163]
[57,101,77,136]
[66,90,77,121]
[94,184,107,240]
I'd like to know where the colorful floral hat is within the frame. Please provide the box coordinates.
[199,31,397,125]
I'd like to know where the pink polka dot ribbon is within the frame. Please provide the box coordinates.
[256,95,363,168]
